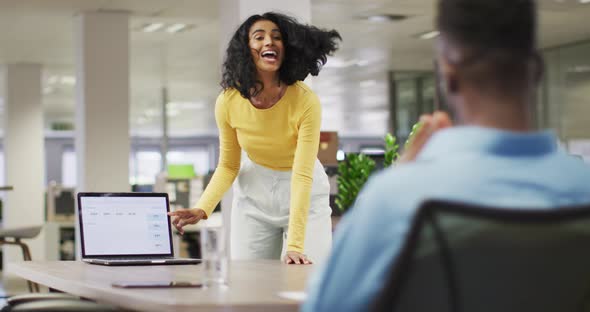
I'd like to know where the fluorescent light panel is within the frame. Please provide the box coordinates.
[142,23,164,33]
[166,23,187,33]
[366,14,407,23]
[368,15,391,23]
[140,23,193,33]
[418,30,440,40]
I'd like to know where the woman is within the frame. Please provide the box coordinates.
[169,12,341,265]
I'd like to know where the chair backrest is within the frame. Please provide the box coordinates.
[372,200,590,312]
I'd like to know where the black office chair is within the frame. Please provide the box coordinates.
[372,200,590,312]
[1,293,118,312]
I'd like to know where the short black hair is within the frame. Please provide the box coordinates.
[437,0,539,91]
[221,12,341,99]
[438,0,536,56]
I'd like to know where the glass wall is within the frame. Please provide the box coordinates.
[167,148,211,176]
[390,72,436,140]
[541,41,590,161]
[61,149,76,187]
[389,41,590,163]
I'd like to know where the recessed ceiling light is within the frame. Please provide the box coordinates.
[580,0,590,4]
[166,24,188,33]
[137,23,194,34]
[417,30,440,40]
[366,14,407,23]
[142,23,164,33]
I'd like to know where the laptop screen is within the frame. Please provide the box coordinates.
[78,193,173,257]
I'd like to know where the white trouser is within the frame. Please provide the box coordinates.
[230,156,332,265]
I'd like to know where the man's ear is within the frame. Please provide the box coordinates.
[438,57,460,94]
[532,52,545,85]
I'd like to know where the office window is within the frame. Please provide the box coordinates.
[0,151,5,202]
[62,149,76,187]
[130,150,162,185]
[0,151,4,186]
[167,148,210,176]
[61,147,211,186]
[542,41,590,140]
[391,72,437,140]
[63,150,140,187]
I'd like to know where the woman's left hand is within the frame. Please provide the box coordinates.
[283,251,313,265]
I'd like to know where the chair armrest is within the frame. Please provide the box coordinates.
[6,293,78,306]
[11,299,118,312]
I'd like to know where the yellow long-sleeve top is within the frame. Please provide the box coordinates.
[195,81,321,253]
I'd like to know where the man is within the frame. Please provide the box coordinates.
[302,0,590,311]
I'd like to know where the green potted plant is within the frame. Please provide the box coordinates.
[335,122,422,214]
[383,133,400,168]
[334,153,375,214]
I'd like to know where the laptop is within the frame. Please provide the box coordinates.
[78,192,201,266]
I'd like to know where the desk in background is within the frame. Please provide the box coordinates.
[11,260,312,312]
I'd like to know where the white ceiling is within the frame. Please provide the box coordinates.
[0,0,589,136]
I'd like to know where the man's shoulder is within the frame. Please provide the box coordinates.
[548,154,590,194]
[366,162,438,193]
[553,153,590,175]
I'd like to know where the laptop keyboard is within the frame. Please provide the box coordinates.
[100,256,171,261]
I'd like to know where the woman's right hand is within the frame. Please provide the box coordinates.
[168,208,207,235]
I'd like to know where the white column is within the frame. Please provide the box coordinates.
[218,0,312,259]
[3,64,46,270]
[74,11,130,193]
[74,11,130,259]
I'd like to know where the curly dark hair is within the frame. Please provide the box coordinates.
[221,12,341,99]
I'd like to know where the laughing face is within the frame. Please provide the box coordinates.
[248,20,284,74]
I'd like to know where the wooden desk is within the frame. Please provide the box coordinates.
[11,260,312,312]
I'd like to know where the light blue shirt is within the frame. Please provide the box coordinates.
[303,126,590,312]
